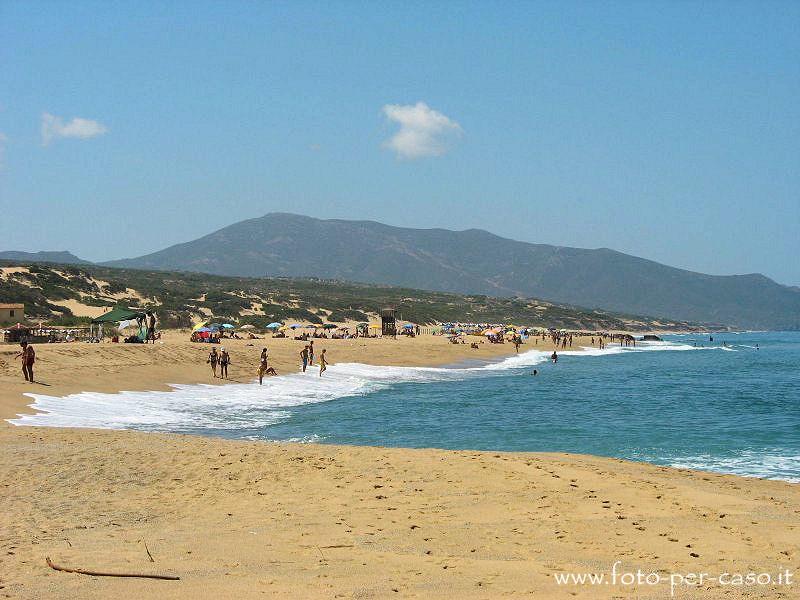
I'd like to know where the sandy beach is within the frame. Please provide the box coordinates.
[1,333,798,599]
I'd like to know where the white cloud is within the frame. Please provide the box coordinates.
[41,113,108,146]
[382,102,462,159]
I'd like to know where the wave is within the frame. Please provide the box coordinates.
[7,340,725,433]
[668,450,800,483]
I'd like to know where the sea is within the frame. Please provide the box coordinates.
[10,331,800,483]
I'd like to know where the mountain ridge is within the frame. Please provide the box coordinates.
[96,213,799,330]
[0,250,89,265]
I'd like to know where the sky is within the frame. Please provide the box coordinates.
[1,1,798,285]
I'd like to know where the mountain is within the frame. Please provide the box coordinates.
[0,250,90,265]
[104,213,800,330]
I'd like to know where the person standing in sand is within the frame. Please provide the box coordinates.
[207,347,219,378]
[300,345,309,372]
[16,341,35,382]
[318,348,327,376]
[308,340,314,366]
[146,311,157,343]
[219,347,231,379]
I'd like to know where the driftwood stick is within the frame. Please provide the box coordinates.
[46,557,179,580]
[314,545,327,562]
[144,541,155,563]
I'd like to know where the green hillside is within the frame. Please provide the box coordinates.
[0,261,714,332]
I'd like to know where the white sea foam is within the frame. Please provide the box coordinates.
[7,340,724,432]
[669,451,800,483]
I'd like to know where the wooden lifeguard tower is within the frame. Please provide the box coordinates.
[380,308,397,337]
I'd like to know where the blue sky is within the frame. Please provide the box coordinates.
[1,1,798,285]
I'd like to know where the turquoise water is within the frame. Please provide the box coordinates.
[14,332,800,482]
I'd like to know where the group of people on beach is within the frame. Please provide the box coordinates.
[206,342,328,383]
[298,342,327,375]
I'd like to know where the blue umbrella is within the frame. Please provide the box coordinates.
[221,323,235,329]
[290,323,302,329]
[265,322,282,329]
[403,324,414,329]
[196,327,212,333]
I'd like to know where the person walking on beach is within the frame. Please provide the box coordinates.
[300,345,309,372]
[219,347,231,379]
[16,341,35,382]
[318,348,327,377]
[513,335,521,353]
[308,340,314,366]
[207,347,219,378]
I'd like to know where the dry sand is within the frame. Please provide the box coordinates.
[0,333,797,599]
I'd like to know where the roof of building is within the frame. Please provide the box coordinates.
[0,303,24,309]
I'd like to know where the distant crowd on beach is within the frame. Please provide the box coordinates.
[12,316,700,389]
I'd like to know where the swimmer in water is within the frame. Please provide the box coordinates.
[532,369,538,376]
[551,350,558,364]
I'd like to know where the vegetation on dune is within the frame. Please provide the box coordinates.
[0,260,715,331]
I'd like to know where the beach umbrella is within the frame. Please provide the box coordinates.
[322,323,337,329]
[240,324,255,330]
[265,322,282,329]
[221,323,235,329]
[196,327,212,333]
[369,323,381,329]
[192,321,209,331]
[403,324,414,329]
[304,324,317,329]
[290,323,302,329]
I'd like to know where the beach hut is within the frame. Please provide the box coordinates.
[380,308,397,337]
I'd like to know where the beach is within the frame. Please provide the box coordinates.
[1,333,798,599]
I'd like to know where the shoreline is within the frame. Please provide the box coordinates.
[2,331,797,598]
[1,330,589,424]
